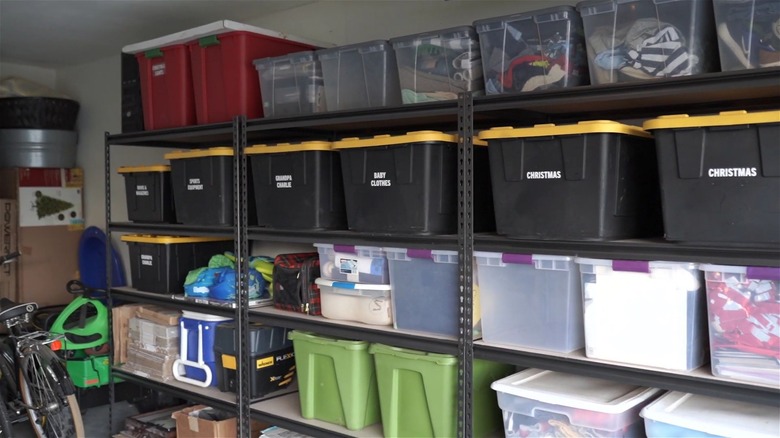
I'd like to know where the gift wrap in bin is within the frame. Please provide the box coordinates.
[643,110,780,245]
[332,131,493,235]
[492,369,661,438]
[288,331,380,431]
[641,391,780,438]
[577,258,707,371]
[370,344,513,438]
[478,121,662,240]
[701,264,780,385]
[713,0,780,71]
[390,26,484,103]
[577,0,719,84]
[118,165,175,223]
[474,5,589,95]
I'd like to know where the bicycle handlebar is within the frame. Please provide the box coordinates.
[0,252,20,265]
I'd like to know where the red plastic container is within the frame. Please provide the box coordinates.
[135,44,197,130]
[188,31,315,124]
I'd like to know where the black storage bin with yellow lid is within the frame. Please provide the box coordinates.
[118,165,175,223]
[643,110,780,245]
[164,147,233,226]
[332,130,494,235]
[246,140,346,230]
[121,234,233,294]
[214,322,295,400]
[478,121,662,240]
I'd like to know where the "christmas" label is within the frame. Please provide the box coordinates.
[708,167,757,178]
[527,171,562,179]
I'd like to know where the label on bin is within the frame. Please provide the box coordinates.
[141,254,153,266]
[135,185,149,196]
[187,178,204,191]
[275,174,292,189]
[152,63,165,77]
[338,257,358,275]
[707,167,757,178]
[526,171,562,180]
[370,171,392,187]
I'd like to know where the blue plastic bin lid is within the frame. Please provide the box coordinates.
[78,226,126,289]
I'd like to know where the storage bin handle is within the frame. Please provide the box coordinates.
[199,35,221,48]
[501,253,532,265]
[612,260,649,273]
[407,249,433,259]
[333,244,356,254]
[144,48,163,59]
[747,267,780,281]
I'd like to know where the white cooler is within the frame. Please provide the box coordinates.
[315,278,392,326]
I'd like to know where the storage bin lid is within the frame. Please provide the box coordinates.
[389,25,478,48]
[316,40,393,58]
[640,391,780,438]
[245,141,333,155]
[253,50,316,68]
[576,0,621,17]
[383,247,458,263]
[287,330,370,350]
[473,251,574,263]
[315,278,391,298]
[333,131,486,149]
[180,310,232,322]
[491,369,661,414]
[122,20,329,54]
[120,234,232,244]
[313,243,384,254]
[574,257,698,272]
[117,165,170,174]
[478,121,652,140]
[164,147,233,160]
[473,6,579,32]
[368,343,457,365]
[643,110,780,131]
[700,264,780,280]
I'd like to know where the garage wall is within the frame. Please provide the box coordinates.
[0,61,57,89]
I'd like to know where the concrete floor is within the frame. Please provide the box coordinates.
[12,400,139,437]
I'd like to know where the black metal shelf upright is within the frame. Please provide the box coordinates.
[104,67,780,437]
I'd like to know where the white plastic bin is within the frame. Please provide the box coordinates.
[641,391,780,438]
[314,243,389,284]
[475,252,584,352]
[700,263,780,385]
[492,369,661,437]
[385,247,459,336]
[316,278,393,326]
[576,258,707,370]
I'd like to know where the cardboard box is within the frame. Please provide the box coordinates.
[172,405,266,438]
[136,305,181,326]
[0,168,84,307]
[113,303,145,364]
[0,199,18,302]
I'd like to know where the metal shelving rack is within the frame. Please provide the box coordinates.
[105,67,780,438]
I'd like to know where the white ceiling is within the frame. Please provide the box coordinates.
[0,0,316,68]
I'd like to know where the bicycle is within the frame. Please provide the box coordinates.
[0,251,84,438]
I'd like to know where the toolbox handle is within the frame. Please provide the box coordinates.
[199,35,221,48]
[501,253,533,265]
[612,260,650,273]
[144,48,163,59]
[746,267,780,281]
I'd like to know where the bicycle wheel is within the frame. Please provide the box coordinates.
[17,348,83,438]
[0,398,11,438]
[0,352,14,438]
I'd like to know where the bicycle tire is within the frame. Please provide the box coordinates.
[17,348,84,438]
[0,350,15,438]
